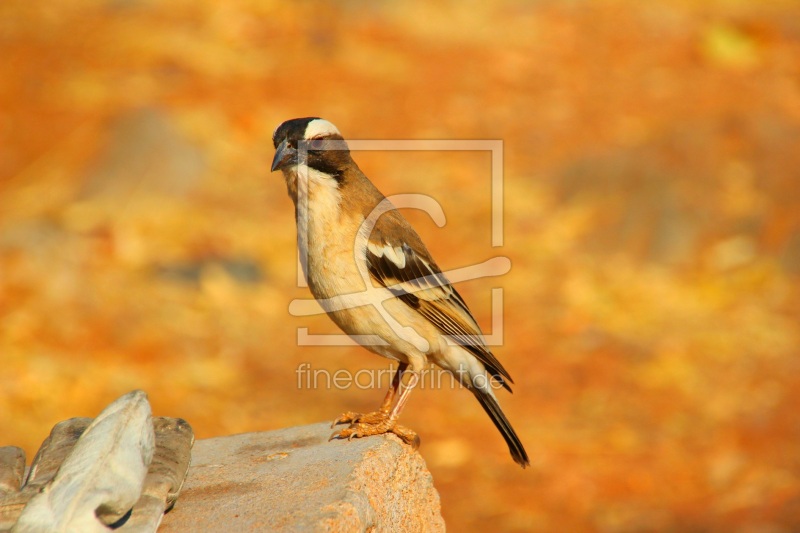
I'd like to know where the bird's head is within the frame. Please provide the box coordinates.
[271,117,351,178]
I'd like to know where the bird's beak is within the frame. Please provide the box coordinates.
[271,139,297,172]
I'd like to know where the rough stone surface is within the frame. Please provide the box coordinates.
[158,423,445,532]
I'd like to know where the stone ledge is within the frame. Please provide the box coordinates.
[158,422,444,532]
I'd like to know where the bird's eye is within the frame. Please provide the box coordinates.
[308,138,325,151]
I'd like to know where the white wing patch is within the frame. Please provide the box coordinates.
[367,240,454,302]
[368,242,406,270]
[365,236,513,387]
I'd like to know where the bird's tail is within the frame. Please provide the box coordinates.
[473,387,530,468]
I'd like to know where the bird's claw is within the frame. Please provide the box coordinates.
[328,428,362,441]
[331,411,361,428]
[391,425,420,449]
[330,421,419,449]
[331,409,391,428]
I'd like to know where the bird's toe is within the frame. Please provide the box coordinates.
[390,425,420,449]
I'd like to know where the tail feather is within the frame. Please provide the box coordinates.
[473,388,530,468]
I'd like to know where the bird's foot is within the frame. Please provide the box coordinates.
[330,409,390,427]
[329,417,420,450]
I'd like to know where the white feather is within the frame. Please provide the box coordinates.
[383,245,405,269]
[292,165,342,280]
[366,242,408,270]
[303,119,340,139]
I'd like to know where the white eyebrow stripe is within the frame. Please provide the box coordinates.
[304,119,341,139]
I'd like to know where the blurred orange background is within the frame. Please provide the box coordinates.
[2,1,799,531]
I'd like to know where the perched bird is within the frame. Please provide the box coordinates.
[271,117,529,467]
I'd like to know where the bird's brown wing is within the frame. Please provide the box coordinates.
[366,212,513,389]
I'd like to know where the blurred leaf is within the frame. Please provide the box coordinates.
[701,22,759,69]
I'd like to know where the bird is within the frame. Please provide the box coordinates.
[271,117,529,468]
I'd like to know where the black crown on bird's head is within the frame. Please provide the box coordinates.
[271,117,350,175]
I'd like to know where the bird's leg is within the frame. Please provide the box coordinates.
[331,362,407,426]
[382,369,420,446]
[331,368,421,449]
